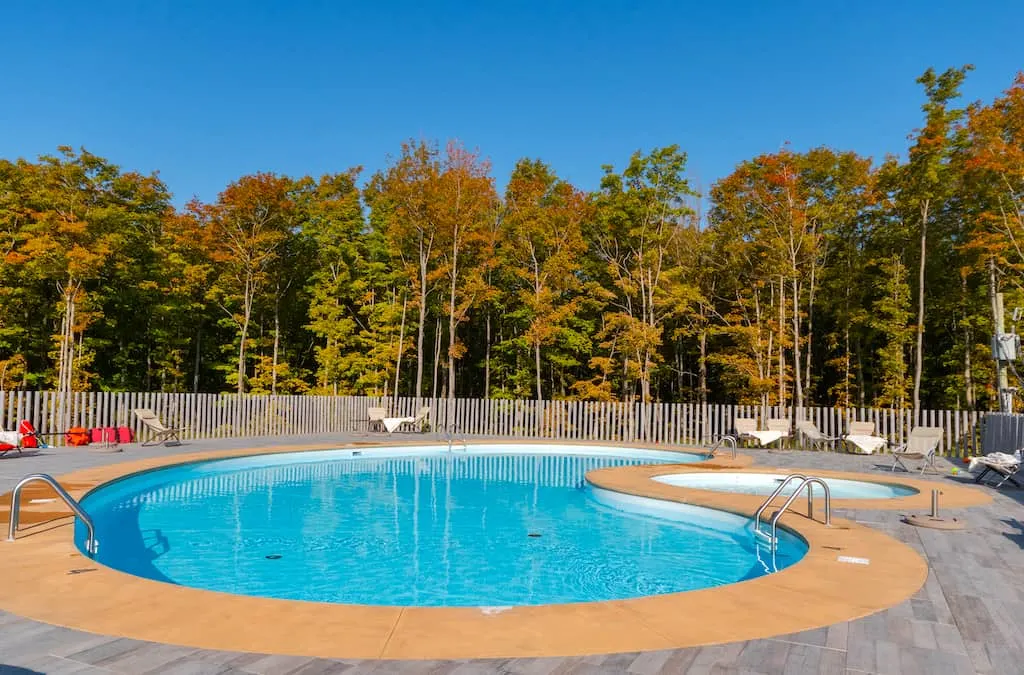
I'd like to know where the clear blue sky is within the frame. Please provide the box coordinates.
[2,0,1022,205]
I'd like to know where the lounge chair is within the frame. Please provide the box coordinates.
[974,452,1022,488]
[133,408,184,446]
[795,420,839,451]
[0,430,20,457]
[844,421,887,454]
[382,406,430,434]
[734,416,785,447]
[367,406,387,431]
[890,426,943,474]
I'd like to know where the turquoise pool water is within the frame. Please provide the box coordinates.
[653,472,919,498]
[77,445,807,607]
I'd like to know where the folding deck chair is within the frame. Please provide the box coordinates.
[133,408,184,446]
[974,453,1022,489]
[382,406,430,434]
[795,420,840,451]
[890,426,943,474]
[843,421,887,454]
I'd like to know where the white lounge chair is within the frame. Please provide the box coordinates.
[735,416,785,447]
[382,406,430,434]
[795,420,839,451]
[844,421,887,454]
[973,452,1022,488]
[367,406,387,431]
[133,408,184,446]
[890,426,943,473]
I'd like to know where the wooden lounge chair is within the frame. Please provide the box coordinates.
[367,406,387,431]
[890,426,943,474]
[133,408,184,446]
[795,420,839,451]
[843,421,887,454]
[382,406,430,434]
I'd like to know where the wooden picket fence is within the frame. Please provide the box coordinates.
[0,390,990,456]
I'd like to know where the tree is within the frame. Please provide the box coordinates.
[898,65,973,418]
[589,146,698,404]
[501,159,588,399]
[201,173,295,394]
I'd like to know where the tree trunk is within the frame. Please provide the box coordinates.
[431,316,442,402]
[805,259,816,400]
[271,298,280,395]
[698,327,708,406]
[415,242,428,401]
[913,200,929,421]
[393,294,407,406]
[484,312,491,398]
[238,307,250,395]
[777,278,786,407]
[447,237,458,401]
[792,276,803,410]
[193,327,202,394]
[535,340,543,402]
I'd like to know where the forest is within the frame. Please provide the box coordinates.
[1,66,1022,414]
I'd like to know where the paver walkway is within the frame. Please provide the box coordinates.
[1,435,1022,674]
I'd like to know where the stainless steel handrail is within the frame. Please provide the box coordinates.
[706,435,738,459]
[767,477,832,550]
[444,424,467,452]
[6,473,97,556]
[752,473,808,538]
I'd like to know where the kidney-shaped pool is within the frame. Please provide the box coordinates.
[77,445,807,607]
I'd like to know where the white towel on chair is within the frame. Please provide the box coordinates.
[742,430,784,446]
[844,434,887,454]
[382,416,416,433]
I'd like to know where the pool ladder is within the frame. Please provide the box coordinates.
[6,473,97,557]
[706,435,738,459]
[445,424,468,452]
[752,474,831,550]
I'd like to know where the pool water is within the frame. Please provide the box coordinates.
[77,446,807,607]
[652,472,919,498]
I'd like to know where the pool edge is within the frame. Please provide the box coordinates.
[0,443,932,659]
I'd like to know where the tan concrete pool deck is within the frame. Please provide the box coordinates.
[0,441,986,661]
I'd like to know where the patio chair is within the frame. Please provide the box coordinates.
[133,408,184,446]
[0,430,20,457]
[844,421,887,454]
[734,416,785,447]
[367,406,387,431]
[890,426,944,474]
[795,420,840,451]
[973,453,1022,489]
[382,406,430,434]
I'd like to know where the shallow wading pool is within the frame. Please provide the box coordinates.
[77,444,807,607]
[652,471,919,499]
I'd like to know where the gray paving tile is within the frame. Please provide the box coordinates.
[3,442,1024,675]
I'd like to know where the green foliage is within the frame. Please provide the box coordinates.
[0,66,1020,410]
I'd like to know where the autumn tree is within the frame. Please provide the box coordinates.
[200,173,296,394]
[501,159,589,399]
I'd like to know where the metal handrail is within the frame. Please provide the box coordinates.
[767,477,832,550]
[444,424,467,452]
[6,473,97,556]
[752,473,808,538]
[706,435,738,459]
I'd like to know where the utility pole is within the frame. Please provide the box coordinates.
[989,259,1016,413]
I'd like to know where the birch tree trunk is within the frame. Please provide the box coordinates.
[393,294,407,405]
[913,199,929,420]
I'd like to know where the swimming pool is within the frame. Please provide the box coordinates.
[77,445,807,607]
[652,471,919,498]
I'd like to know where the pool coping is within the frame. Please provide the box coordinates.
[588,464,993,514]
[0,442,937,659]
